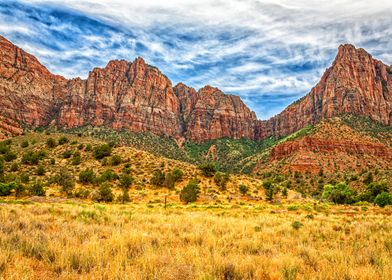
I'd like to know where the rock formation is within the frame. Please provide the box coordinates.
[0,35,391,143]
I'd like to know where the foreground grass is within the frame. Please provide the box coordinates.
[0,202,391,279]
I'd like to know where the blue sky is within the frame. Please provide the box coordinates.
[1,0,392,119]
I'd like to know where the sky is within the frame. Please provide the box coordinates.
[0,0,392,119]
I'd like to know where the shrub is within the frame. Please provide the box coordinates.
[28,181,46,196]
[110,155,122,166]
[263,180,275,201]
[214,172,229,190]
[21,141,29,148]
[78,144,85,150]
[22,151,45,165]
[52,170,75,195]
[282,187,288,198]
[93,144,112,160]
[239,184,249,195]
[0,157,4,177]
[291,221,303,230]
[0,182,15,196]
[180,179,200,204]
[19,172,30,183]
[98,183,114,202]
[151,170,165,187]
[74,188,91,199]
[14,183,25,197]
[119,174,134,189]
[163,173,176,189]
[46,138,57,148]
[85,144,92,151]
[4,151,17,162]
[98,169,119,183]
[36,165,45,176]
[374,192,392,208]
[62,150,73,159]
[322,182,355,204]
[363,172,373,185]
[10,163,19,172]
[58,136,69,145]
[79,168,96,185]
[198,163,217,177]
[72,151,81,165]
[171,168,184,182]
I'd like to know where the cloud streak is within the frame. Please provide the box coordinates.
[0,0,392,119]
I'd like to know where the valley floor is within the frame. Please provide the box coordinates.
[0,201,391,279]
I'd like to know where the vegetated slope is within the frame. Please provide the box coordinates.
[0,132,273,203]
[0,35,391,143]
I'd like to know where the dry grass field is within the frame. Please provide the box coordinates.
[0,201,391,280]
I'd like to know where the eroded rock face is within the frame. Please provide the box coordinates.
[258,44,392,139]
[0,35,391,143]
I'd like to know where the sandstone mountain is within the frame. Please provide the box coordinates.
[0,35,391,144]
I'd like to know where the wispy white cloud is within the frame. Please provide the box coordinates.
[1,0,392,119]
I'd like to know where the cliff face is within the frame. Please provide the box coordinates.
[259,44,392,139]
[0,35,391,143]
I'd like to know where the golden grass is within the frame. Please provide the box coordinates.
[0,202,391,279]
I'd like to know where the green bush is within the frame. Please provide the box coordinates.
[239,184,249,195]
[74,188,91,199]
[14,183,25,197]
[28,181,46,196]
[163,173,176,189]
[98,169,119,183]
[180,179,200,204]
[119,174,134,203]
[21,151,45,165]
[36,165,45,176]
[374,192,392,207]
[79,168,96,185]
[46,138,57,148]
[214,172,229,190]
[263,180,275,201]
[171,168,184,182]
[198,163,217,177]
[98,183,114,202]
[62,150,73,159]
[291,221,303,230]
[85,144,92,151]
[10,163,19,172]
[151,170,165,187]
[4,151,17,162]
[72,151,81,165]
[0,157,4,177]
[21,141,29,148]
[58,136,69,145]
[52,170,75,195]
[19,172,30,183]
[110,155,122,166]
[0,182,16,196]
[93,144,112,160]
[322,182,355,204]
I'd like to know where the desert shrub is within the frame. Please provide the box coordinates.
[28,181,46,196]
[19,172,30,183]
[46,138,57,148]
[58,136,69,145]
[98,183,114,202]
[79,168,96,185]
[4,151,17,162]
[98,169,119,183]
[93,144,112,160]
[0,182,16,196]
[78,144,85,150]
[198,162,217,177]
[0,158,4,177]
[52,170,75,195]
[367,181,389,199]
[374,192,392,207]
[70,140,78,145]
[171,168,184,182]
[62,150,73,159]
[282,187,288,198]
[263,180,275,201]
[10,163,19,172]
[74,188,91,199]
[322,182,355,204]
[14,183,25,197]
[239,184,249,195]
[151,170,165,187]
[180,179,200,204]
[21,151,44,165]
[110,155,122,166]
[21,141,29,148]
[119,174,134,203]
[0,144,10,154]
[363,172,373,185]
[214,172,229,190]
[72,151,81,165]
[36,165,45,176]
[85,144,92,151]
[292,221,303,230]
[163,173,176,189]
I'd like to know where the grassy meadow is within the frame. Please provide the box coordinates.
[0,201,391,279]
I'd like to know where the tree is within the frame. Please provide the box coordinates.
[180,179,200,204]
[52,170,75,196]
[151,170,165,187]
[163,172,176,189]
[46,138,57,148]
[198,163,217,177]
[28,181,46,196]
[239,184,249,195]
[110,155,122,166]
[93,144,112,160]
[0,182,15,196]
[374,192,392,207]
[98,169,119,183]
[214,172,229,191]
[322,182,355,204]
[171,168,184,182]
[98,183,114,202]
[119,174,134,203]
[79,168,96,185]
[263,180,275,201]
